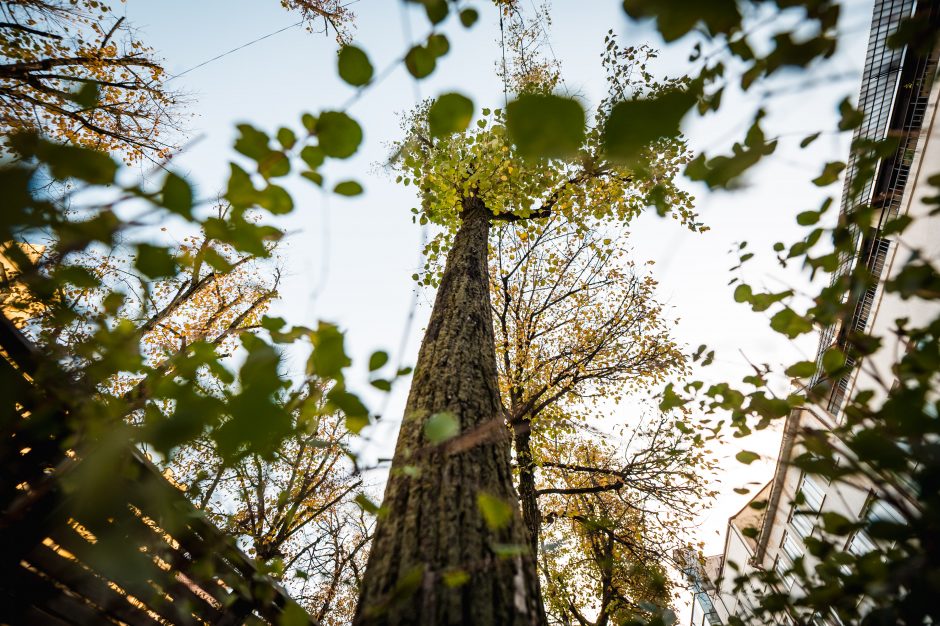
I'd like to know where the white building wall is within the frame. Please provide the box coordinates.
[699,23,939,625]
[711,527,757,624]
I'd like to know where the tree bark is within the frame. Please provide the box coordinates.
[512,418,541,558]
[355,198,546,625]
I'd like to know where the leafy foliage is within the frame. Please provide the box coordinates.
[0,84,380,617]
[395,36,701,289]
[172,408,371,626]
[280,0,355,42]
[492,218,686,425]
[609,1,940,624]
[0,0,181,162]
[5,0,938,623]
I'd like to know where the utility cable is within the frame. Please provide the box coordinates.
[165,20,303,83]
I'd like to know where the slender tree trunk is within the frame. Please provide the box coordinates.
[355,198,546,625]
[512,418,541,558]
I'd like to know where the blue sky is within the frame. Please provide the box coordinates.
[115,0,875,597]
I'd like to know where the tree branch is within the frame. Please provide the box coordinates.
[0,21,62,39]
[536,481,625,496]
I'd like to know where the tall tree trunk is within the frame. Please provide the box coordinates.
[355,198,546,625]
[512,418,541,558]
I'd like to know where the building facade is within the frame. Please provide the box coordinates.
[691,0,940,623]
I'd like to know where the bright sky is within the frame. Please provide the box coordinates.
[114,0,874,614]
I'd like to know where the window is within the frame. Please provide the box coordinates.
[847,528,876,556]
[843,496,903,571]
[782,532,803,562]
[800,474,826,511]
[868,499,905,525]
[788,473,824,539]
[775,553,795,589]
[791,510,815,538]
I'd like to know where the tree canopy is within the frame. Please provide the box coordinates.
[2,1,939,625]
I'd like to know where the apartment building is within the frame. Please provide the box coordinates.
[691,0,940,623]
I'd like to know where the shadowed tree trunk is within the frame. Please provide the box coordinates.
[355,198,546,625]
[512,418,541,558]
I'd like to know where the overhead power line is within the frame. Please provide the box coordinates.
[166,20,303,83]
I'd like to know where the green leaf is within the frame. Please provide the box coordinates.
[400,465,420,478]
[880,214,912,237]
[428,93,474,137]
[225,163,258,208]
[491,543,528,557]
[69,81,99,108]
[821,511,856,535]
[735,450,760,465]
[213,336,291,459]
[310,322,351,378]
[346,414,369,434]
[838,98,864,130]
[427,34,449,57]
[442,569,470,587]
[162,172,193,217]
[354,493,381,515]
[258,151,290,179]
[333,180,364,196]
[261,316,286,332]
[622,0,742,42]
[316,111,363,159]
[278,601,312,626]
[603,87,697,162]
[770,308,813,338]
[868,520,909,542]
[371,379,392,391]
[369,350,389,371]
[12,134,117,184]
[848,429,907,470]
[424,412,460,444]
[259,183,293,214]
[338,45,374,86]
[328,386,369,422]
[885,261,940,299]
[821,348,845,375]
[277,127,296,149]
[405,44,436,78]
[56,211,120,249]
[302,171,323,186]
[147,392,223,457]
[685,112,777,188]
[234,124,271,160]
[812,161,846,186]
[733,283,753,303]
[797,210,820,226]
[300,145,325,169]
[301,112,317,133]
[136,244,176,278]
[476,492,514,530]
[417,0,448,24]
[800,132,821,148]
[56,265,100,288]
[389,565,425,603]
[507,94,585,158]
[748,289,791,312]
[785,361,817,378]
[459,8,479,27]
[659,383,688,411]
